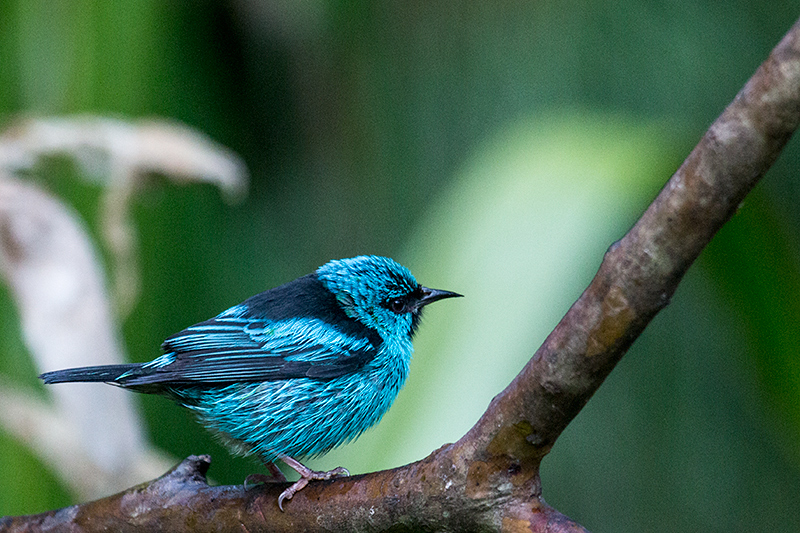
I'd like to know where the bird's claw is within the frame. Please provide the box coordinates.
[277,466,350,511]
[278,477,307,511]
[244,459,288,490]
[320,466,350,479]
[244,473,272,491]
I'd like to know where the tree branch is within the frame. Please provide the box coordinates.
[5,16,800,533]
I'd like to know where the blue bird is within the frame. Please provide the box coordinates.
[40,255,461,509]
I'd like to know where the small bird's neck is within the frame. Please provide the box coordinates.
[367,335,413,392]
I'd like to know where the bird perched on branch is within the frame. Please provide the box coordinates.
[41,255,461,509]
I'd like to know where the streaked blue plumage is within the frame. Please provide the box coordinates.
[40,255,461,508]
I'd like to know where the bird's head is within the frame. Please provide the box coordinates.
[317,256,461,339]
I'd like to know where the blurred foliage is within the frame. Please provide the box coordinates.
[1,1,799,531]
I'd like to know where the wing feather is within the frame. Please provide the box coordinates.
[121,317,378,386]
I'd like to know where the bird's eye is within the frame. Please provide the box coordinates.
[389,298,405,314]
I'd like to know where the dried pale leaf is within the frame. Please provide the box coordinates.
[0,115,249,198]
[0,115,250,315]
[0,175,172,498]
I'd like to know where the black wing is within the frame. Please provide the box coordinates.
[119,316,379,386]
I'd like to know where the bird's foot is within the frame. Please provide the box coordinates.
[277,467,350,511]
[266,460,288,482]
[244,461,287,490]
[277,454,349,511]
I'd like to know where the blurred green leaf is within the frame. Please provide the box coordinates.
[701,191,800,465]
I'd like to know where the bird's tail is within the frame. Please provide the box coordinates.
[40,364,142,385]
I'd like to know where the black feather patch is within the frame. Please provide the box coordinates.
[40,364,142,384]
[234,273,382,346]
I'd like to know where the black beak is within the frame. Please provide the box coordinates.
[416,286,463,308]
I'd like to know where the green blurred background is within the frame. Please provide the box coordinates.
[2,1,800,531]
